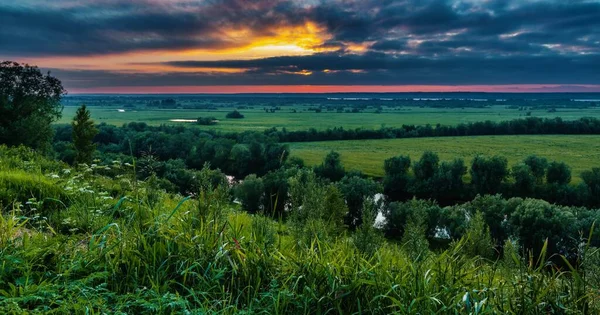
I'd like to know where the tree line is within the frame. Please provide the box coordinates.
[311,150,600,209]
[265,116,600,142]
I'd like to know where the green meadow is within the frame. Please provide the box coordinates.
[289,135,600,180]
[58,105,600,131]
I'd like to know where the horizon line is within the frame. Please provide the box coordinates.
[65,84,600,94]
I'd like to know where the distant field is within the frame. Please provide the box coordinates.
[288,135,600,181]
[58,105,600,131]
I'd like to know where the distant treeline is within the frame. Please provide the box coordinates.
[267,117,600,142]
[62,94,600,109]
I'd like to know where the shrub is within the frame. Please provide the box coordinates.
[234,174,264,213]
[462,211,495,259]
[197,116,218,125]
[226,110,245,119]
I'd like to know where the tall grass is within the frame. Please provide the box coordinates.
[0,146,598,313]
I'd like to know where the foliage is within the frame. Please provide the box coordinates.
[523,155,548,184]
[581,168,600,207]
[510,199,577,258]
[225,110,244,119]
[384,198,441,240]
[72,105,98,165]
[196,116,217,125]
[382,155,411,202]
[511,163,536,195]
[547,161,572,185]
[400,211,430,261]
[470,155,509,195]
[462,211,495,259]
[353,198,384,256]
[234,174,264,213]
[338,174,380,229]
[0,61,66,151]
[314,151,345,182]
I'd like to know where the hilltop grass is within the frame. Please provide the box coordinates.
[58,105,600,131]
[289,135,600,181]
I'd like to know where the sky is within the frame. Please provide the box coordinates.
[1,0,600,93]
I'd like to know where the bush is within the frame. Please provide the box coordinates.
[226,110,245,119]
[234,174,264,213]
[384,198,441,240]
[197,116,218,125]
[462,211,495,259]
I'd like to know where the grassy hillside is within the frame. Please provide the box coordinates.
[1,145,599,313]
[289,135,600,180]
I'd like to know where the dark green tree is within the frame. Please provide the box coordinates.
[383,155,412,201]
[0,61,66,151]
[338,175,381,229]
[72,105,98,164]
[384,199,441,240]
[412,151,440,197]
[509,198,576,257]
[226,110,244,119]
[315,151,346,182]
[432,158,467,204]
[234,174,264,213]
[546,161,571,185]
[413,151,439,183]
[511,163,536,196]
[523,155,548,184]
[470,155,509,195]
[581,168,600,207]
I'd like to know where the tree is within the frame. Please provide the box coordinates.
[509,198,576,257]
[581,168,600,207]
[383,155,412,201]
[314,151,345,182]
[226,110,244,119]
[413,151,439,183]
[511,163,536,196]
[412,151,440,197]
[523,155,548,184]
[546,161,571,185]
[72,105,98,164]
[197,116,217,125]
[229,144,251,177]
[470,155,509,194]
[432,158,467,204]
[234,174,264,213]
[384,199,441,240]
[338,175,381,229]
[0,61,66,151]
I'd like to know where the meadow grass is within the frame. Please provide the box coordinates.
[289,135,600,181]
[58,105,600,131]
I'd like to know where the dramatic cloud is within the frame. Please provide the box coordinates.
[1,0,599,91]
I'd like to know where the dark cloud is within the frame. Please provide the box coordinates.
[121,53,600,85]
[2,0,600,86]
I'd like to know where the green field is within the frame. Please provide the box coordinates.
[289,135,600,181]
[58,105,600,131]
